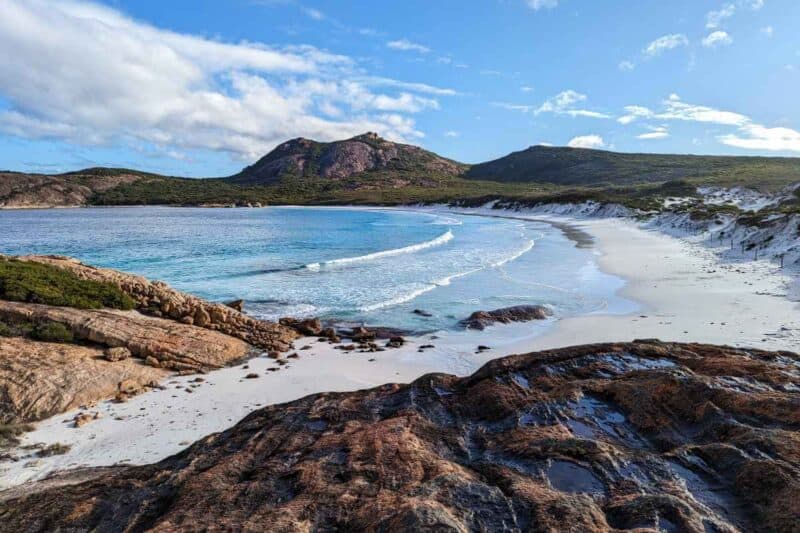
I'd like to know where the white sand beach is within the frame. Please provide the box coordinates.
[2,212,799,490]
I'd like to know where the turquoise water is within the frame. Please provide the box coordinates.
[0,206,634,332]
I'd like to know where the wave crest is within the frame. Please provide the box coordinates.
[305,230,454,270]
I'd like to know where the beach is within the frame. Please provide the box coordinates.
[2,210,799,490]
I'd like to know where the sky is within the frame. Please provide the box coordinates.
[1,0,799,177]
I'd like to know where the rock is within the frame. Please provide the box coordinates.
[244,373,259,379]
[0,337,167,425]
[319,327,337,340]
[287,353,299,359]
[280,317,323,336]
[477,345,490,351]
[0,300,250,372]
[9,255,299,354]
[459,304,552,330]
[6,341,799,532]
[103,347,131,362]
[117,379,143,395]
[412,309,433,317]
[349,326,375,342]
[144,356,161,368]
[386,336,405,349]
[224,299,245,312]
[72,412,100,428]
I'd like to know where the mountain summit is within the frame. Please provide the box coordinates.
[228,132,467,185]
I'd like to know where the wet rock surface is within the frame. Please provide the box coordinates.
[11,255,298,353]
[1,341,799,532]
[460,304,553,330]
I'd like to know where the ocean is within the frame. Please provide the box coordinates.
[0,206,635,334]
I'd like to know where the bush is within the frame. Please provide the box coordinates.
[31,322,74,343]
[0,259,135,310]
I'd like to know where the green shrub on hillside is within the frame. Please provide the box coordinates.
[0,259,135,310]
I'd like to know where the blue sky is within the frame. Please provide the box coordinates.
[1,0,798,176]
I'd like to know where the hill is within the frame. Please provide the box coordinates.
[227,132,467,186]
[3,135,800,208]
[466,145,800,191]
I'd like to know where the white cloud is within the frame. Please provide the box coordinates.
[521,85,535,92]
[444,130,460,137]
[568,135,605,149]
[761,26,774,37]
[386,39,430,54]
[707,1,765,29]
[0,0,455,161]
[526,0,558,10]
[637,126,669,140]
[303,7,325,20]
[530,90,611,119]
[719,124,800,152]
[492,102,535,113]
[703,31,733,48]
[650,93,800,153]
[617,105,654,125]
[656,95,749,126]
[618,60,636,71]
[706,4,736,29]
[643,34,689,57]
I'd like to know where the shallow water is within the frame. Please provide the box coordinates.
[0,206,635,332]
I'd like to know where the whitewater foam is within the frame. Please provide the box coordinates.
[306,229,454,270]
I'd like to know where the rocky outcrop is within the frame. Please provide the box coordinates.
[0,301,250,372]
[2,341,798,532]
[0,171,142,208]
[229,132,467,185]
[460,304,552,330]
[0,337,167,425]
[11,255,298,353]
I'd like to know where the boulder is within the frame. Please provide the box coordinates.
[460,304,552,330]
[280,317,323,336]
[103,347,131,362]
[224,299,245,312]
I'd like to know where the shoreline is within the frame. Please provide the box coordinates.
[2,207,799,490]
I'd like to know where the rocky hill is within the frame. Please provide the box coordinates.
[2,340,798,532]
[466,145,800,189]
[227,132,467,186]
[0,169,146,208]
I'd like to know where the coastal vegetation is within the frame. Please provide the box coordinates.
[0,258,135,310]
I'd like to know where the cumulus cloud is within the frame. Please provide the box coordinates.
[719,124,800,152]
[643,34,689,57]
[0,0,454,161]
[644,94,800,153]
[386,39,430,53]
[703,31,733,48]
[618,60,636,71]
[444,130,460,138]
[535,90,611,118]
[568,135,605,149]
[526,0,559,10]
